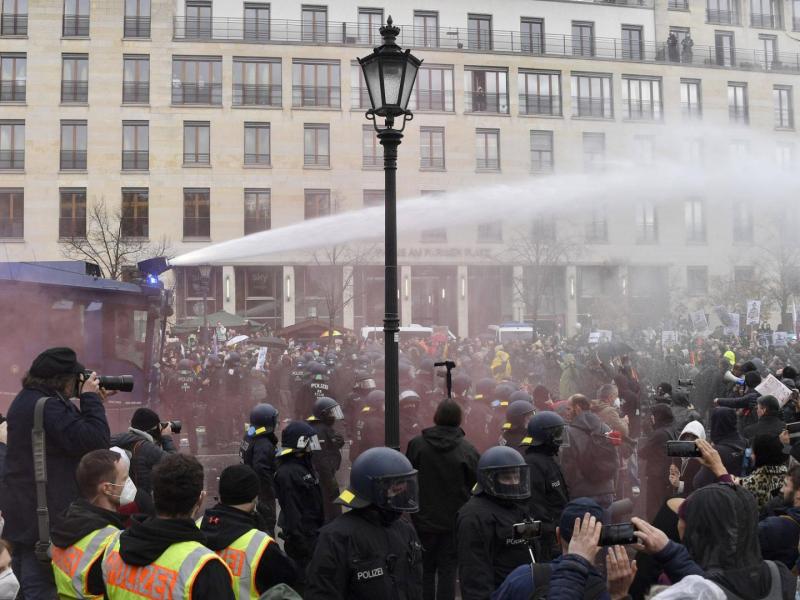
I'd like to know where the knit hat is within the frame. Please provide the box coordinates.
[131,408,160,433]
[744,371,762,389]
[29,347,84,378]
[558,497,604,541]
[219,464,260,505]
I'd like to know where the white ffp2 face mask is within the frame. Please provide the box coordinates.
[0,568,20,598]
[109,478,138,506]
[613,397,622,409]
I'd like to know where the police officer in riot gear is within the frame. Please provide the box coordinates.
[399,390,422,452]
[501,395,535,449]
[344,373,376,439]
[520,411,569,561]
[305,447,423,600]
[240,403,279,536]
[352,389,384,461]
[301,362,331,421]
[308,397,345,523]
[456,446,533,600]
[289,359,308,417]
[168,358,202,452]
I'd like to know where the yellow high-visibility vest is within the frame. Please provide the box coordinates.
[52,525,119,599]
[215,529,273,600]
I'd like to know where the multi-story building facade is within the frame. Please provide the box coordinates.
[0,0,797,336]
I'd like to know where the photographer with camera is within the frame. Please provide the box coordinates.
[110,408,179,514]
[0,347,112,600]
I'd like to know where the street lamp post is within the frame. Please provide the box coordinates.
[198,264,212,346]
[359,17,421,450]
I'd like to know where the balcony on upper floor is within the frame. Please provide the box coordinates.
[0,13,27,36]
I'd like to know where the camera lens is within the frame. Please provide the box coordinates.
[97,375,134,393]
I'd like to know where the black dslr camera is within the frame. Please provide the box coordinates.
[160,420,182,434]
[81,370,134,392]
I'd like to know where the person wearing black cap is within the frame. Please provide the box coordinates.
[199,464,299,598]
[0,347,110,600]
[110,407,178,514]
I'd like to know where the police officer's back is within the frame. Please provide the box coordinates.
[456,446,533,600]
[399,390,422,452]
[305,447,423,600]
[307,397,345,522]
[301,362,331,421]
[199,464,298,599]
[352,390,385,461]
[240,403,279,536]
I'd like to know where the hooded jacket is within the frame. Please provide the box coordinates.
[199,503,298,594]
[653,484,794,600]
[671,421,705,497]
[640,404,676,484]
[560,412,615,498]
[406,425,479,533]
[116,515,235,599]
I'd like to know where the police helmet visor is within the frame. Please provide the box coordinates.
[481,466,531,500]
[373,473,419,513]
[325,405,344,420]
[549,425,567,447]
[356,378,377,390]
[298,434,322,452]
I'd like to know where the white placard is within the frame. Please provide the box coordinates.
[773,331,789,347]
[255,347,268,371]
[690,310,709,333]
[723,313,740,337]
[661,330,678,348]
[746,300,761,326]
[756,373,794,407]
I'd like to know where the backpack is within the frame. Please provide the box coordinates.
[575,426,619,483]
[530,563,607,600]
[713,560,784,600]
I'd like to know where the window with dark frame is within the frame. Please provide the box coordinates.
[708,0,740,24]
[185,0,212,39]
[586,206,608,243]
[571,21,594,57]
[234,57,281,106]
[732,200,754,241]
[301,5,327,42]
[621,25,643,60]
[774,85,794,129]
[519,70,561,116]
[362,124,382,168]
[63,0,89,37]
[530,130,553,174]
[61,54,88,103]
[244,188,271,234]
[685,198,706,242]
[244,122,270,166]
[171,56,222,105]
[465,68,508,113]
[183,121,210,165]
[358,8,383,45]
[244,3,270,41]
[123,55,149,103]
[571,73,613,118]
[751,0,782,27]
[304,189,331,219]
[728,82,748,124]
[304,123,330,167]
[521,18,544,54]
[292,60,340,108]
[681,79,702,118]
[420,127,445,170]
[715,30,735,66]
[414,65,454,112]
[0,120,23,169]
[59,187,86,238]
[476,128,500,171]
[121,188,148,238]
[0,187,22,238]
[468,14,492,50]
[1,0,28,36]
[477,221,503,243]
[622,77,662,120]
[183,188,210,238]
[582,132,605,172]
[686,266,708,295]
[413,10,438,47]
[0,53,25,102]
[60,120,86,170]
[122,121,148,170]
[124,0,150,38]
[635,201,658,243]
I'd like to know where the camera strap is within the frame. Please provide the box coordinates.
[31,396,52,563]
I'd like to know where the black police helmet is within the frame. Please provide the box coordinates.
[308,361,327,376]
[336,447,419,512]
[248,403,278,435]
[453,373,472,396]
[494,383,516,402]
[227,352,241,365]
[474,446,531,500]
[365,389,385,408]
[278,421,320,456]
[509,390,533,404]
[506,399,535,421]
[522,411,566,447]
[475,377,496,400]
[310,396,343,421]
[177,358,194,371]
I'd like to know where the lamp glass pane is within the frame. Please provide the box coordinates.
[381,57,403,106]
[361,58,382,110]
[400,61,419,110]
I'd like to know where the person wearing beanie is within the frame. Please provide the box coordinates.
[110,407,178,515]
[0,347,109,599]
[199,464,299,598]
[715,370,762,432]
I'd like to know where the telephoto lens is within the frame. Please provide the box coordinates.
[97,375,135,392]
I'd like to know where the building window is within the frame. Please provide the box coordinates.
[413,65,454,112]
[586,207,608,243]
[759,35,778,68]
[734,266,755,287]
[63,0,89,36]
[363,190,384,207]
[244,122,270,166]
[420,190,446,242]
[304,124,330,167]
[183,188,210,239]
[715,31,735,66]
[121,188,148,238]
[794,0,800,29]
[477,222,503,243]
[358,8,382,45]
[60,120,86,170]
[635,202,658,243]
[61,54,88,103]
[1,0,28,36]
[233,57,281,106]
[0,53,25,102]
[122,121,148,170]
[468,14,492,50]
[708,0,739,23]
[728,82,748,124]
[571,21,594,57]
[583,132,605,172]
[351,63,369,109]
[751,0,781,27]
[244,188,271,234]
[530,130,553,174]
[124,0,150,37]
[571,73,613,119]
[185,0,212,39]
[669,0,690,10]
[732,201,753,241]
[183,122,210,165]
[244,3,270,41]
[362,125,382,168]
[172,56,222,105]
[476,129,500,171]
[686,266,708,295]
[420,127,445,170]
[521,18,544,54]
[0,188,22,238]
[685,198,706,242]
[622,77,662,120]
[680,79,702,118]
[413,10,438,47]
[304,189,331,219]
[774,86,794,129]
[0,120,23,170]
[292,60,340,108]
[465,68,508,114]
[301,5,327,42]
[519,70,561,116]
[622,25,643,60]
[59,188,86,238]
[123,55,149,103]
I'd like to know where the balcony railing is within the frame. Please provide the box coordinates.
[233,83,281,106]
[0,150,24,169]
[124,16,151,38]
[61,81,88,103]
[63,15,90,37]
[573,98,613,118]
[244,20,271,41]
[464,91,509,114]
[519,94,562,116]
[121,217,148,238]
[183,217,210,239]
[623,100,662,120]
[172,16,800,75]
[184,153,210,165]
[0,219,23,238]
[59,218,86,239]
[122,150,149,170]
[292,85,340,108]
[775,109,794,128]
[751,12,781,27]
[421,156,445,169]
[477,157,500,170]
[0,81,25,102]
[123,81,149,103]
[60,150,87,170]
[729,107,749,123]
[1,13,27,36]
[669,0,689,8]
[245,152,270,166]
[304,154,330,167]
[172,82,222,105]
[414,89,453,112]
